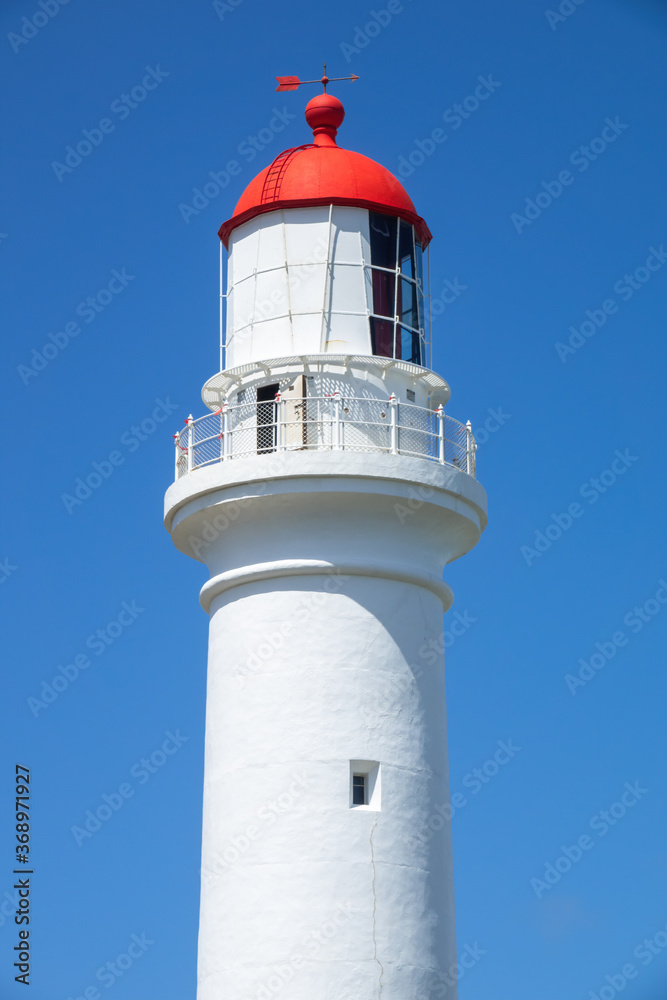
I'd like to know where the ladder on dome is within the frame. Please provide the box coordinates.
[261,145,314,204]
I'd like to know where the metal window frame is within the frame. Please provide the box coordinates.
[367,214,427,367]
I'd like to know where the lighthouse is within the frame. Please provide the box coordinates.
[165,78,487,1000]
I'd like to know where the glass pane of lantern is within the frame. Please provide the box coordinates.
[415,242,424,290]
[399,326,421,365]
[415,242,425,332]
[369,213,398,269]
[371,268,395,318]
[399,221,415,278]
[370,317,394,358]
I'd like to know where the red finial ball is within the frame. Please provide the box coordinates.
[305,94,345,144]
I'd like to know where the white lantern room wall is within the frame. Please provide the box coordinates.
[225,205,426,368]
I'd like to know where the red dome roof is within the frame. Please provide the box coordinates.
[218,95,431,248]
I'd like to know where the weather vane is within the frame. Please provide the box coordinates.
[276,62,359,93]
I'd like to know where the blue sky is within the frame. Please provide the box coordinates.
[1,0,667,997]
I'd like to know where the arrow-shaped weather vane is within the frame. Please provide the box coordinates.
[276,62,359,93]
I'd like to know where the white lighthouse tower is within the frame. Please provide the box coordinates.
[165,81,487,1000]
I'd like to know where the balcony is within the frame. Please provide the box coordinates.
[173,395,476,481]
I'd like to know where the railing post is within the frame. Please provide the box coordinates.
[436,405,445,465]
[333,391,342,450]
[173,432,181,479]
[221,402,229,461]
[389,393,398,455]
[275,392,283,452]
[187,414,195,473]
[466,420,475,476]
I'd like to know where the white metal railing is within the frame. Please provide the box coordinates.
[173,395,477,481]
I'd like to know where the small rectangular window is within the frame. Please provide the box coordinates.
[350,760,381,810]
[406,389,416,402]
[352,774,366,805]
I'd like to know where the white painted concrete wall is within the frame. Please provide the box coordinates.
[165,452,487,1000]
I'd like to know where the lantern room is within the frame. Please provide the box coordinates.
[217,94,433,371]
